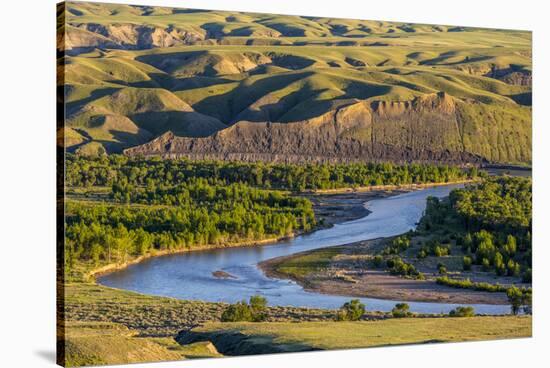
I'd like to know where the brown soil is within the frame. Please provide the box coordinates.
[260,238,509,305]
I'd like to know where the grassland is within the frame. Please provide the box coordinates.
[62,283,530,364]
[62,321,221,366]
[58,2,531,164]
[183,317,531,354]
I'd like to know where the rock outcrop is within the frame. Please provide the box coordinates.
[124,93,488,165]
[61,23,206,54]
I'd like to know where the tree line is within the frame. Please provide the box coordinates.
[66,154,479,191]
[64,180,315,277]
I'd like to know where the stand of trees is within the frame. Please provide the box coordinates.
[64,177,315,276]
[66,154,478,191]
[221,296,268,322]
[64,154,481,279]
[420,176,532,280]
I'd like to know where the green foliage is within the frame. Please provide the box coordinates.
[436,276,508,293]
[382,235,411,255]
[449,306,475,317]
[391,303,411,318]
[451,177,532,235]
[437,263,447,275]
[416,249,428,259]
[506,287,532,315]
[249,295,268,322]
[387,257,424,279]
[63,156,329,277]
[462,256,472,271]
[221,301,253,322]
[419,239,451,258]
[221,295,269,322]
[336,299,365,321]
[66,154,473,192]
[420,177,531,279]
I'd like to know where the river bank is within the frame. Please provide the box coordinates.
[88,236,291,281]
[259,236,514,306]
[88,185,414,281]
[89,181,468,282]
[304,179,475,195]
[98,183,514,313]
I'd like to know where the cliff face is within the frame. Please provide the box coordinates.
[124,93,489,164]
[61,23,206,54]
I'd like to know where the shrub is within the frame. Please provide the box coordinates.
[336,299,365,321]
[462,233,473,253]
[387,257,423,279]
[494,252,506,276]
[506,286,532,315]
[392,303,411,318]
[417,249,427,259]
[424,239,450,257]
[221,300,253,322]
[221,295,268,322]
[449,306,475,317]
[463,256,472,271]
[437,263,447,275]
[481,258,491,271]
[436,276,507,293]
[249,295,268,322]
[506,259,520,277]
[382,235,411,255]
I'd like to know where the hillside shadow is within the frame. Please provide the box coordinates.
[172,76,236,91]
[64,86,121,115]
[130,111,223,137]
[193,71,315,123]
[177,329,320,356]
[136,51,217,76]
[508,92,532,106]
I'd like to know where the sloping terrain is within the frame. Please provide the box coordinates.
[58,2,531,163]
[177,318,531,355]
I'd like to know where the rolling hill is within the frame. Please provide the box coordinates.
[57,1,532,164]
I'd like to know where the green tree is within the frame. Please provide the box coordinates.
[391,303,411,318]
[221,301,253,322]
[249,295,268,322]
[506,287,532,315]
[449,306,475,317]
[336,299,365,321]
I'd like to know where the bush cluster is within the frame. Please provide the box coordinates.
[221,295,268,322]
[449,306,475,317]
[335,299,366,321]
[387,257,424,279]
[391,303,412,318]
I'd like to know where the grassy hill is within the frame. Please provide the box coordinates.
[58,2,531,163]
[61,321,221,366]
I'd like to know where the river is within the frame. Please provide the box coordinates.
[98,184,511,314]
